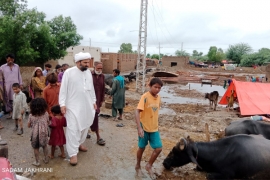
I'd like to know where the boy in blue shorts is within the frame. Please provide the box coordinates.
[135,77,163,179]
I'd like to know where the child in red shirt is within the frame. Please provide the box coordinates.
[49,105,66,158]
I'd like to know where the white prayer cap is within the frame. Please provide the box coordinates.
[74,52,91,62]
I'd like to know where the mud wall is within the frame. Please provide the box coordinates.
[162,56,189,68]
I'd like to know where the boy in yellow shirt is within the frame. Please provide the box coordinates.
[135,77,163,179]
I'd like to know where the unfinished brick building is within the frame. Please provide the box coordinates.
[101,53,138,74]
[162,56,189,68]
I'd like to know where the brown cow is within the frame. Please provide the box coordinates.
[205,91,219,110]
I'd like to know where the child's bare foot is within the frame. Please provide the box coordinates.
[32,161,40,166]
[58,154,66,158]
[135,166,146,178]
[145,163,156,179]
[49,155,54,159]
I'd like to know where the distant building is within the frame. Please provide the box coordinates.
[45,46,101,68]
[162,56,189,67]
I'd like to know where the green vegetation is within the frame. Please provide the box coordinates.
[0,0,82,64]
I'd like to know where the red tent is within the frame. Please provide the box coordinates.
[219,79,270,116]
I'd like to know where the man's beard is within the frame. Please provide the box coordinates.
[95,70,102,75]
[80,65,88,71]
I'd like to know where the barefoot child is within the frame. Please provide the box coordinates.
[12,83,28,135]
[28,98,50,166]
[49,105,66,158]
[135,77,163,179]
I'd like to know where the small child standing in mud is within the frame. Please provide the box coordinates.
[28,98,50,166]
[12,83,28,135]
[135,77,163,179]
[48,105,66,159]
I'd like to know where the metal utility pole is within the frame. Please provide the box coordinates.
[157,42,163,61]
[136,0,148,93]
[181,42,183,51]
[89,38,91,48]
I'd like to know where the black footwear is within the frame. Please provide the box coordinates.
[86,133,91,139]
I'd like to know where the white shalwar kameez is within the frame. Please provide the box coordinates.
[59,66,96,157]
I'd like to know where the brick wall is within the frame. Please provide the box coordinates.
[118,53,137,72]
[101,53,138,74]
[101,53,118,74]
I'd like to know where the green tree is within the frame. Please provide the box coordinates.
[226,43,253,64]
[191,50,203,60]
[192,50,203,57]
[216,48,225,62]
[240,48,270,67]
[47,15,83,60]
[118,43,133,53]
[207,46,225,63]
[151,54,159,59]
[207,46,217,62]
[175,50,189,56]
[0,1,82,64]
[0,0,27,16]
[146,53,151,58]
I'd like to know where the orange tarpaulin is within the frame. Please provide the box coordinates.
[219,79,270,116]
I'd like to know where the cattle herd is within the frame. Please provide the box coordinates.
[162,91,270,179]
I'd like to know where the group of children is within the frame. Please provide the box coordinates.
[27,98,66,166]
[9,72,67,166]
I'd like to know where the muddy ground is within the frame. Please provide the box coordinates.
[0,66,265,180]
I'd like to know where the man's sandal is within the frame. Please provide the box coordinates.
[97,139,105,146]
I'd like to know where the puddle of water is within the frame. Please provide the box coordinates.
[159,107,176,115]
[160,86,208,104]
[183,83,226,96]
[159,83,229,105]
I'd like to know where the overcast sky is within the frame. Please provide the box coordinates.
[27,0,270,56]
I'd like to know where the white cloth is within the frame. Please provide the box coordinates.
[66,127,88,157]
[74,52,91,62]
[59,67,96,156]
[59,66,96,131]
[12,91,28,120]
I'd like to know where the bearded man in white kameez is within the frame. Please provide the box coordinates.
[59,52,96,166]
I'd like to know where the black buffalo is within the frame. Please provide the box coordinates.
[163,135,270,179]
[225,119,270,140]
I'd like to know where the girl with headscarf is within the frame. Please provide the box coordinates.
[30,67,46,98]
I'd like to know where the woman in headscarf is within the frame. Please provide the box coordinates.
[30,67,46,98]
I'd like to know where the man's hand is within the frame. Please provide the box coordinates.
[61,106,66,115]
[21,110,24,115]
[137,126,144,138]
[93,104,97,110]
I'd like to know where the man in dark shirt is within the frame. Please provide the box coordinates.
[88,62,106,145]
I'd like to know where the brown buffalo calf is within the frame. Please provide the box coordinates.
[205,91,219,110]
